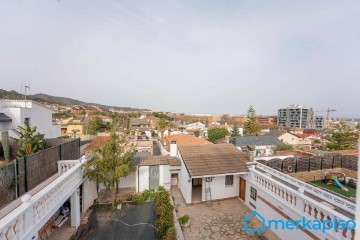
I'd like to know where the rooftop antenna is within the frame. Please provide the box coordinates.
[22,83,31,108]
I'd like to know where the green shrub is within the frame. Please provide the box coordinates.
[178,214,190,225]
[89,200,99,209]
[155,191,175,239]
[164,226,177,240]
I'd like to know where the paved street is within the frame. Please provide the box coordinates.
[171,188,279,240]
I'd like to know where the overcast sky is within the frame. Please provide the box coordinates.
[0,0,359,117]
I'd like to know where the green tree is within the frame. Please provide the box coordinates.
[324,120,358,150]
[87,116,105,134]
[12,122,46,157]
[84,132,136,206]
[274,142,294,151]
[325,132,358,150]
[156,118,171,143]
[194,130,200,137]
[243,105,260,136]
[208,127,228,143]
[231,124,240,137]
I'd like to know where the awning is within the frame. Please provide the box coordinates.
[0,113,12,122]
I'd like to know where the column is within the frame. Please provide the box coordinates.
[70,188,81,228]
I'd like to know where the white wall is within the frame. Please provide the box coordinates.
[138,166,149,192]
[25,103,60,138]
[159,165,171,190]
[0,108,22,138]
[178,154,192,204]
[245,181,316,240]
[0,101,60,138]
[201,175,240,202]
[119,172,136,188]
[82,179,98,214]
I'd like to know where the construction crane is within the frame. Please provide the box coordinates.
[316,108,337,129]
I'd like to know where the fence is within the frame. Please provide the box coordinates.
[0,138,80,210]
[257,154,358,174]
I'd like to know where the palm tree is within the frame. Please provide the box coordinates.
[156,118,171,144]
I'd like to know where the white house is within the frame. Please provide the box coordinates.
[136,154,181,192]
[232,135,281,157]
[134,141,249,205]
[0,100,60,138]
[175,143,249,204]
[185,122,206,130]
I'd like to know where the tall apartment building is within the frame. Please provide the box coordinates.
[313,115,325,129]
[277,105,324,129]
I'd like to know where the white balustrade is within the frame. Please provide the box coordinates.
[249,167,355,240]
[0,159,86,240]
[256,163,356,213]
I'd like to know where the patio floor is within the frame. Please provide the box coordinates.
[171,187,280,240]
[76,202,159,240]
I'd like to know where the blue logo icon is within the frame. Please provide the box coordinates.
[244,211,265,233]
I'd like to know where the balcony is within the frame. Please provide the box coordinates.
[247,163,355,240]
[0,157,89,240]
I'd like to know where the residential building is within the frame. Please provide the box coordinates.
[165,134,212,151]
[0,100,60,138]
[277,105,314,129]
[129,118,151,131]
[264,129,312,148]
[255,115,277,127]
[62,115,89,135]
[176,144,249,204]
[185,122,206,130]
[313,115,325,129]
[231,135,280,157]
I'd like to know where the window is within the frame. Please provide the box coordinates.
[225,175,233,186]
[250,187,257,201]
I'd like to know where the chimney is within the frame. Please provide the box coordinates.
[170,139,177,157]
[168,128,171,137]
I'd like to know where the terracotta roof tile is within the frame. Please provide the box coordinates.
[178,144,248,177]
[85,136,110,152]
[138,156,180,166]
[166,134,212,151]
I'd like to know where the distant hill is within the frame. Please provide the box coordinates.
[0,89,147,112]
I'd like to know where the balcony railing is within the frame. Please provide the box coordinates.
[255,163,356,213]
[249,166,355,240]
[0,158,87,240]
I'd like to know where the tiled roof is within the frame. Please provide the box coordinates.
[178,144,248,177]
[130,118,150,125]
[138,155,180,166]
[233,135,280,147]
[263,129,287,137]
[85,136,110,152]
[166,134,212,151]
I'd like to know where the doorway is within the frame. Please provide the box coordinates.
[239,177,246,200]
[149,166,159,190]
[192,178,202,203]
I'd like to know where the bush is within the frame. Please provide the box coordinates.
[155,191,175,239]
[178,214,190,225]
[164,226,177,240]
[127,189,158,204]
[89,200,99,209]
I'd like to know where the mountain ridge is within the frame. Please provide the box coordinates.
[0,89,147,112]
